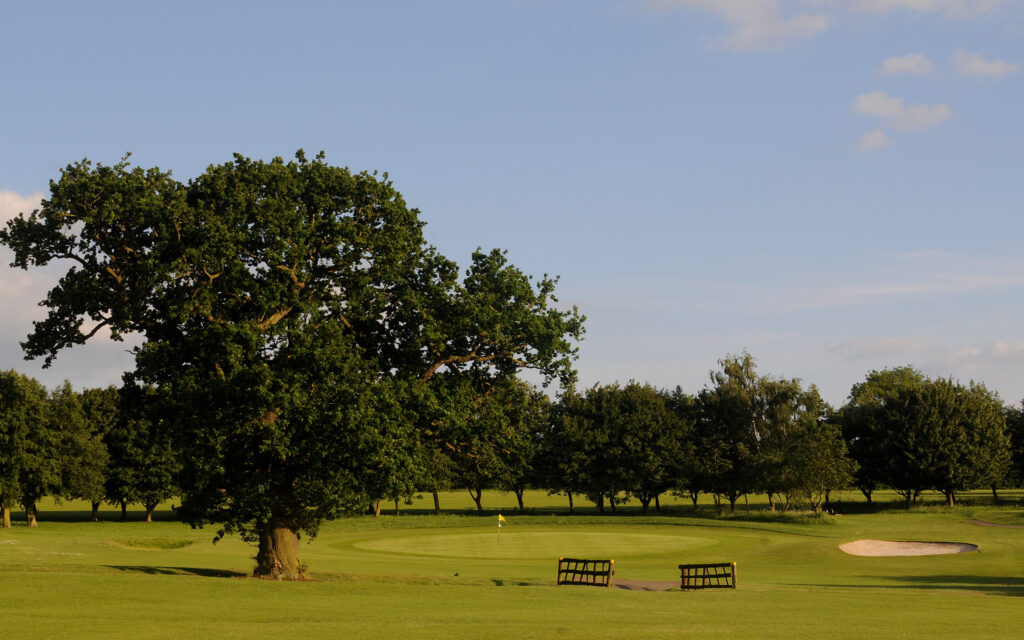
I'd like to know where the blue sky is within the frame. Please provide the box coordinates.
[2,0,1022,405]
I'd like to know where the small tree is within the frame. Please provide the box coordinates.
[695,353,763,513]
[80,386,120,520]
[783,392,855,512]
[839,367,929,504]
[51,383,110,520]
[918,379,1009,507]
[103,385,179,522]
[0,371,52,528]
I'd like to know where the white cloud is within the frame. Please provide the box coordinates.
[643,0,832,51]
[856,128,892,150]
[0,189,43,224]
[880,53,935,75]
[951,48,1021,77]
[852,91,952,131]
[950,341,1024,367]
[851,0,1010,15]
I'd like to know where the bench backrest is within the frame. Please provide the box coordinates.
[558,557,615,587]
[678,562,736,589]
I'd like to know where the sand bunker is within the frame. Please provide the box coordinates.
[840,539,978,556]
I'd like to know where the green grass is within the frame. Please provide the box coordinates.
[2,490,1023,639]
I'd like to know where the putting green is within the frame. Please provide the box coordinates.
[351,529,719,559]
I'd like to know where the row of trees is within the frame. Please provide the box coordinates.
[473,356,1018,516]
[0,373,176,528]
[5,355,1019,531]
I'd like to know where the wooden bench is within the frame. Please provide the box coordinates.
[678,562,736,590]
[557,557,615,587]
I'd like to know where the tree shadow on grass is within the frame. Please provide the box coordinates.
[105,565,246,579]
[800,576,1024,597]
[9,509,180,524]
[491,579,532,586]
[893,574,1024,597]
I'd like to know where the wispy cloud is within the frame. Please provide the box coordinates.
[828,337,930,361]
[792,272,1024,309]
[853,91,952,131]
[856,128,892,151]
[880,53,936,75]
[951,48,1021,77]
[752,250,1024,312]
[0,189,43,224]
[851,0,1010,16]
[643,0,831,51]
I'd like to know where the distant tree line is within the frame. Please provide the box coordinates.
[4,354,1020,529]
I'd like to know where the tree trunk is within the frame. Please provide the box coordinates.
[945,491,955,508]
[25,500,38,527]
[609,495,616,513]
[515,489,525,512]
[432,490,441,515]
[860,488,873,503]
[120,499,128,521]
[254,519,303,580]
[991,485,999,504]
[768,493,776,512]
[567,492,574,513]
[639,496,651,514]
[689,490,699,510]
[1,504,10,529]
[468,485,483,512]
[372,499,382,517]
[145,500,158,522]
[90,501,100,522]
[596,494,604,514]
[654,494,661,513]
[394,498,400,516]
[729,494,738,514]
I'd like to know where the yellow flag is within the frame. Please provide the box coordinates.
[498,514,506,523]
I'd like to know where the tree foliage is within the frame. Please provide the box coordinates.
[103,385,179,521]
[840,367,1010,507]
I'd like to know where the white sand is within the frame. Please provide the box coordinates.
[839,539,978,556]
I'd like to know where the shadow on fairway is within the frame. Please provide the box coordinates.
[8,509,180,523]
[802,576,1024,597]
[106,565,246,579]
[490,579,532,586]
[894,574,1024,597]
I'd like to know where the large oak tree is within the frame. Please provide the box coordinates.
[1,152,583,578]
